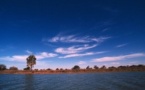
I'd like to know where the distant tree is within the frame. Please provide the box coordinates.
[34,69,38,71]
[47,68,51,70]
[0,64,7,70]
[137,64,144,67]
[100,65,106,69]
[24,66,30,70]
[86,66,90,69]
[56,68,59,70]
[137,64,145,71]
[9,66,18,70]
[26,55,36,70]
[72,65,80,70]
[94,65,99,69]
[117,66,127,71]
[60,68,63,70]
[108,66,116,71]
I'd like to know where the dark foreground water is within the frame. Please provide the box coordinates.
[0,72,145,90]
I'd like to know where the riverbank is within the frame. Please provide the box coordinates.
[1,69,145,74]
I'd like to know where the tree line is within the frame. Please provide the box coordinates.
[1,64,145,72]
[0,55,145,72]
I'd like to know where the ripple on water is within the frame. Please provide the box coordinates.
[0,72,145,90]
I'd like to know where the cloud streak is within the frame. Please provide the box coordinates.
[116,43,128,48]
[92,53,145,62]
[0,52,57,62]
[26,50,33,54]
[59,51,106,58]
[44,34,110,43]
[0,55,28,62]
[78,61,86,65]
[36,52,57,60]
[55,44,97,54]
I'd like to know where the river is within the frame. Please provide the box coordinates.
[0,72,145,90]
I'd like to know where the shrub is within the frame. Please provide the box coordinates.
[72,65,80,70]
[24,67,30,70]
[9,66,18,70]
[47,68,51,70]
[0,64,7,70]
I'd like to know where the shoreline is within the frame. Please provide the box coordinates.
[1,69,145,74]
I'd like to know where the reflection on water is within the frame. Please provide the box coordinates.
[25,75,34,90]
[0,72,145,90]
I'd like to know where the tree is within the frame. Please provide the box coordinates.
[47,68,51,70]
[108,66,116,71]
[26,55,36,70]
[100,65,106,69]
[9,66,18,70]
[72,65,80,70]
[86,66,90,69]
[94,65,99,69]
[56,68,59,70]
[24,67,30,70]
[0,64,7,70]
[60,68,63,71]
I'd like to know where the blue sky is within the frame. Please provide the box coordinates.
[0,0,145,70]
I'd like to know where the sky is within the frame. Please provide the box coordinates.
[0,0,145,70]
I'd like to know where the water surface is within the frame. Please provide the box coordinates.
[0,72,145,90]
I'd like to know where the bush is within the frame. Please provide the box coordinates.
[24,67,30,70]
[47,68,51,70]
[0,64,7,70]
[34,69,38,71]
[94,65,99,69]
[72,65,80,70]
[56,68,59,70]
[9,66,18,70]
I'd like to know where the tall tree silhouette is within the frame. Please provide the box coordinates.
[26,55,36,70]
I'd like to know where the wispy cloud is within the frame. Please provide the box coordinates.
[25,50,33,54]
[44,34,110,43]
[111,62,120,65]
[78,61,86,65]
[116,43,128,48]
[110,62,120,66]
[102,28,109,32]
[59,51,106,58]
[0,52,57,62]
[55,44,97,54]
[92,53,145,62]
[0,55,28,62]
[36,52,57,60]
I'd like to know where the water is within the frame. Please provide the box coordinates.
[0,72,145,90]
